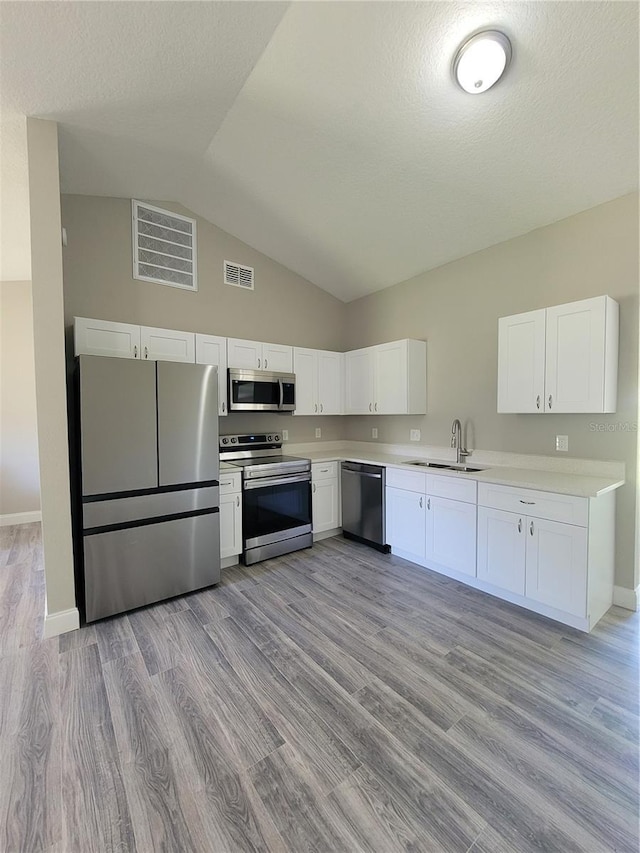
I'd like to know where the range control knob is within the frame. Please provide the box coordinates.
[221,437,228,445]
[274,434,280,442]
[231,436,237,443]
[267,435,273,442]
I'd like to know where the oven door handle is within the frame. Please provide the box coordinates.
[278,378,284,410]
[244,473,311,490]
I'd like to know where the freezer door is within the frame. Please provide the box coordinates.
[80,355,158,496]
[83,511,220,622]
[157,362,219,486]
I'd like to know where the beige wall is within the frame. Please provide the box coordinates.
[60,194,347,443]
[345,193,639,590]
[0,281,40,515]
[27,118,76,620]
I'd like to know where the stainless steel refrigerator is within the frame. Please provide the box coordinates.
[78,355,220,622]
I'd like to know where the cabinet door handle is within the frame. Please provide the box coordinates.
[258,358,261,368]
[427,498,431,510]
[220,481,233,486]
[313,483,316,493]
[530,521,534,536]
[519,500,535,505]
[144,346,149,359]
[320,403,323,412]
[517,518,522,533]
[548,394,552,410]
[320,468,329,473]
[369,403,372,412]
[236,495,240,507]
[315,403,318,413]
[374,402,378,412]
[222,401,226,413]
[133,345,138,358]
[419,496,423,508]
[264,359,268,369]
[536,395,540,410]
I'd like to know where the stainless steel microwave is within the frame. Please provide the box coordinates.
[228,368,296,412]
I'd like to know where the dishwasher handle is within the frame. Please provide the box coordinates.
[342,468,382,479]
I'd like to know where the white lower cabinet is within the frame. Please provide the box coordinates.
[386,486,426,564]
[525,516,588,617]
[426,495,477,578]
[312,462,340,534]
[219,473,242,562]
[477,506,526,595]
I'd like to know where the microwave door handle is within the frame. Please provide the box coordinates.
[278,377,284,410]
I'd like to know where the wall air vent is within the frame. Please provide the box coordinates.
[132,200,197,291]
[224,260,254,291]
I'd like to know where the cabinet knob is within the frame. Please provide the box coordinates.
[548,394,552,410]
[222,401,226,413]
[517,518,522,533]
[144,346,148,359]
[530,521,534,536]
[536,395,540,410]
[133,345,138,358]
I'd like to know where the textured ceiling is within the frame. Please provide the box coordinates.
[1,1,638,298]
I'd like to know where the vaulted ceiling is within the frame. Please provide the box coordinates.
[1,1,638,298]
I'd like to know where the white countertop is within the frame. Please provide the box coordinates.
[295,448,624,498]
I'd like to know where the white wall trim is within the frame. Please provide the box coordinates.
[613,585,640,611]
[0,510,42,527]
[43,607,80,638]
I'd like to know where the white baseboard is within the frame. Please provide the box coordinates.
[221,555,240,569]
[43,607,80,638]
[613,585,640,612]
[313,528,342,542]
[0,510,42,527]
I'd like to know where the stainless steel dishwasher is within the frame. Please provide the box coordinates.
[340,461,390,552]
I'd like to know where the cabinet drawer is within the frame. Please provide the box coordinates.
[426,474,477,505]
[478,483,588,527]
[386,467,426,493]
[219,472,241,494]
[312,461,338,481]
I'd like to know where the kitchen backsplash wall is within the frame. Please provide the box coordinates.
[60,194,347,352]
[222,413,344,444]
[344,193,639,590]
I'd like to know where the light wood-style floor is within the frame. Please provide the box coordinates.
[1,522,638,852]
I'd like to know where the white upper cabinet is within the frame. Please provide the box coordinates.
[140,326,195,363]
[497,296,618,414]
[345,348,375,414]
[75,317,141,359]
[294,348,344,415]
[195,334,228,416]
[346,339,426,415]
[227,338,293,372]
[497,310,546,413]
[545,296,618,413]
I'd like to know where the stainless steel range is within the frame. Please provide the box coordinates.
[220,433,312,565]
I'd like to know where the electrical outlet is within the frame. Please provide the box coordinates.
[315,428,322,439]
[410,429,421,442]
[556,434,569,452]
[282,430,288,441]
[372,428,378,439]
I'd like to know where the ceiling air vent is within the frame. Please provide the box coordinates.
[224,260,254,291]
[132,200,197,291]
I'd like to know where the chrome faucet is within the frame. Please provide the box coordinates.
[451,419,469,465]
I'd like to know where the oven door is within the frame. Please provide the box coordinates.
[228,369,296,412]
[243,473,311,549]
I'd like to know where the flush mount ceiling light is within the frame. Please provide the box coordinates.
[453,30,512,94]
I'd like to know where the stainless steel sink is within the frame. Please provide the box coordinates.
[406,461,485,473]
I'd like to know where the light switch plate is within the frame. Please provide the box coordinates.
[410,429,421,442]
[315,428,322,439]
[282,430,288,441]
[372,428,378,439]
[556,434,569,452]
